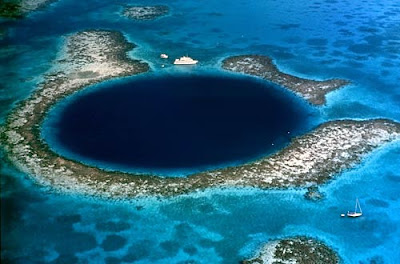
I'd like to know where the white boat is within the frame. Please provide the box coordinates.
[347,198,362,217]
[173,56,198,65]
[160,53,168,59]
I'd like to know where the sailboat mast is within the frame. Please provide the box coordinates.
[355,198,358,213]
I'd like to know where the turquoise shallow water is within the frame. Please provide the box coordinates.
[1,0,400,263]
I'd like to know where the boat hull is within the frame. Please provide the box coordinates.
[173,60,198,65]
[347,212,362,217]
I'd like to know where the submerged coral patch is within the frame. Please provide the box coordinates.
[122,5,169,20]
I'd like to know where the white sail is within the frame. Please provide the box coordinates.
[347,198,362,217]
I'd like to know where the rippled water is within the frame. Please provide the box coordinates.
[1,0,400,263]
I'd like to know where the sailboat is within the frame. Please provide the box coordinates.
[347,198,362,217]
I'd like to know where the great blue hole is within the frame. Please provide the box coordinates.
[41,74,316,176]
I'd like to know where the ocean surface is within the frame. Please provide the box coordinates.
[1,0,400,263]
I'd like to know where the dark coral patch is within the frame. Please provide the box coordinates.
[358,26,380,33]
[55,214,81,225]
[183,246,198,256]
[54,232,97,254]
[160,240,181,255]
[101,235,127,251]
[51,254,79,264]
[348,44,378,54]
[276,23,300,30]
[105,257,121,264]
[122,240,153,262]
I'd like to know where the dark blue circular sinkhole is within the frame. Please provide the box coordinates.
[42,75,315,176]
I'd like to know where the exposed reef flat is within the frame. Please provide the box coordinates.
[195,119,400,189]
[1,30,150,196]
[1,32,400,198]
[242,237,339,264]
[222,55,350,105]
[122,5,169,20]
[20,0,56,12]
[0,0,56,18]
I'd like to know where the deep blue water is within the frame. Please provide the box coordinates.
[1,0,400,263]
[42,75,312,175]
